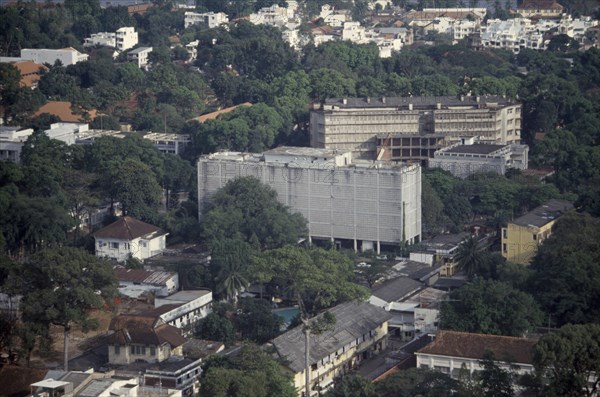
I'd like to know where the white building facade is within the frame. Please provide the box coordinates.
[155,290,213,333]
[184,11,229,29]
[198,147,422,252]
[21,48,88,66]
[0,126,33,163]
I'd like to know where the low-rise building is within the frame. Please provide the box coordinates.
[412,232,470,276]
[517,0,564,18]
[108,314,187,365]
[272,301,392,395]
[127,47,153,68]
[153,290,213,334]
[44,122,89,145]
[94,216,168,262]
[114,265,179,298]
[143,132,191,155]
[501,199,573,264]
[416,330,537,378]
[21,47,88,66]
[429,139,529,178]
[184,11,229,29]
[0,126,33,163]
[143,357,203,395]
[84,27,138,52]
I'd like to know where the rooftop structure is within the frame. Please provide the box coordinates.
[12,60,47,88]
[44,122,89,145]
[143,132,191,155]
[311,96,521,160]
[198,147,422,253]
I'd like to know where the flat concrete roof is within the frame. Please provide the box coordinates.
[264,146,347,158]
[443,143,506,155]
[511,199,573,228]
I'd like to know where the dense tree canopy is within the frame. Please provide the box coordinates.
[440,279,543,336]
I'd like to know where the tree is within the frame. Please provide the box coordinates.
[195,312,235,345]
[527,213,600,326]
[162,154,193,210]
[109,159,163,222]
[251,246,369,397]
[236,298,283,344]
[454,236,490,279]
[200,344,296,397]
[326,375,376,397]
[202,177,307,250]
[533,324,600,397]
[15,247,116,371]
[478,351,515,397]
[440,279,543,336]
[373,368,459,396]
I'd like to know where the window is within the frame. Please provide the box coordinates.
[502,229,507,239]
[110,242,119,249]
[114,345,120,355]
[503,244,507,253]
[533,234,537,241]
[150,347,156,356]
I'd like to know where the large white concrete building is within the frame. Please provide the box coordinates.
[311,96,522,160]
[84,27,138,52]
[20,47,88,66]
[197,147,422,252]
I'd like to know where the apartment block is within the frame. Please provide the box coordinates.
[184,11,229,29]
[501,199,573,264]
[310,96,521,160]
[197,147,422,252]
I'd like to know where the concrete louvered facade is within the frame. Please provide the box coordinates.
[197,147,421,253]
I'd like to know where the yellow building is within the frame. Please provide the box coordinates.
[271,301,392,396]
[501,199,573,264]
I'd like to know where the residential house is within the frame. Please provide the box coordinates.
[272,301,392,395]
[20,47,88,66]
[416,330,537,378]
[114,265,179,298]
[127,47,153,68]
[84,27,138,52]
[319,4,352,28]
[143,132,191,155]
[429,139,529,178]
[0,126,33,163]
[153,290,213,335]
[108,313,187,365]
[94,216,168,262]
[501,199,573,264]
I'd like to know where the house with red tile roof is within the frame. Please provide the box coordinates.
[94,216,168,262]
[416,330,538,378]
[12,61,47,89]
[34,101,98,123]
[108,313,187,365]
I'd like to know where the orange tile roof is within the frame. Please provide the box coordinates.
[94,216,166,240]
[34,101,98,122]
[417,330,538,365]
[13,61,47,88]
[190,102,252,123]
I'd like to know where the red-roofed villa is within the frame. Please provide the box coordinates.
[93,216,168,262]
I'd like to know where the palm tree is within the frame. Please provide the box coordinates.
[454,236,489,279]
[216,260,249,304]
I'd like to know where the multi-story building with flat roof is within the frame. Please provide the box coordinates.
[429,139,529,178]
[20,47,88,66]
[184,11,229,29]
[501,199,573,264]
[310,96,521,160]
[197,147,421,252]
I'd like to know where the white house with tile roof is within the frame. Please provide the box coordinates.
[93,216,168,262]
